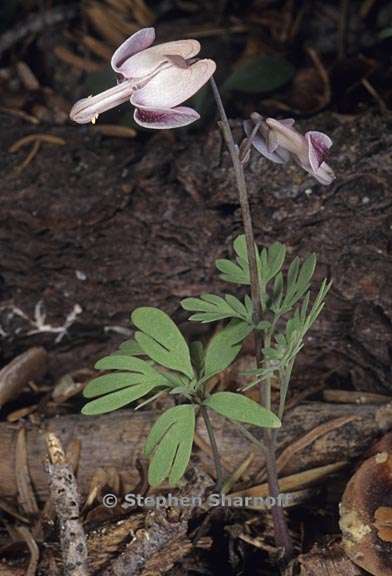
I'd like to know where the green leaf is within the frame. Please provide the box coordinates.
[203,321,252,379]
[131,307,193,379]
[144,405,195,486]
[225,294,248,318]
[84,355,168,398]
[190,341,204,376]
[84,373,147,398]
[118,339,144,356]
[216,235,261,286]
[233,234,248,260]
[82,382,156,415]
[215,259,249,285]
[296,254,317,292]
[204,392,281,428]
[256,320,272,331]
[263,243,286,283]
[280,254,317,313]
[95,354,151,372]
[181,293,250,323]
[271,272,284,312]
[223,55,295,94]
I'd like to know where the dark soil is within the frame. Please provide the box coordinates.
[2,111,392,393]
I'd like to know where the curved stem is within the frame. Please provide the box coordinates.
[209,77,293,562]
[209,78,263,331]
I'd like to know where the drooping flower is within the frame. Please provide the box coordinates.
[70,28,216,129]
[244,114,335,185]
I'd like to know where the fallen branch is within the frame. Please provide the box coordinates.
[0,402,391,501]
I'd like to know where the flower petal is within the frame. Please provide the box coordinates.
[134,105,200,129]
[306,131,333,172]
[115,39,201,79]
[69,81,134,124]
[243,120,290,164]
[279,118,295,128]
[295,156,335,185]
[111,28,156,74]
[265,117,306,160]
[131,58,216,108]
[311,162,335,185]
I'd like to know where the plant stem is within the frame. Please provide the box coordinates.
[209,77,293,561]
[239,116,262,163]
[200,405,224,491]
[209,78,263,330]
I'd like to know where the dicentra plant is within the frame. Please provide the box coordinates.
[82,306,280,488]
[71,26,335,562]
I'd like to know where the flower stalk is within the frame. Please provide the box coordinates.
[209,77,293,560]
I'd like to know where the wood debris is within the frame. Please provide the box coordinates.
[15,62,40,91]
[229,461,348,507]
[14,526,39,576]
[54,46,103,73]
[46,433,89,576]
[0,402,391,500]
[297,538,363,575]
[15,428,39,516]
[101,467,211,576]
[0,347,47,407]
[91,124,137,138]
[9,134,66,152]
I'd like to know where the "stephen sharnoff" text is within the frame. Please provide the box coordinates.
[117,492,290,509]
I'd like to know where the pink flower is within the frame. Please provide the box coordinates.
[70,28,216,129]
[244,114,335,185]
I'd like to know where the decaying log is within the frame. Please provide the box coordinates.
[0,402,391,501]
[1,112,392,393]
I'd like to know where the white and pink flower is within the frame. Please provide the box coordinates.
[244,114,335,185]
[70,27,216,129]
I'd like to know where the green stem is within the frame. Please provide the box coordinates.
[200,405,224,491]
[209,77,293,561]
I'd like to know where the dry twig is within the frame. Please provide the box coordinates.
[46,433,89,576]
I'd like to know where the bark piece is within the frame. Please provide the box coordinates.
[101,468,211,576]
[87,514,144,573]
[297,538,363,575]
[46,433,89,576]
[0,402,391,500]
[0,347,47,406]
